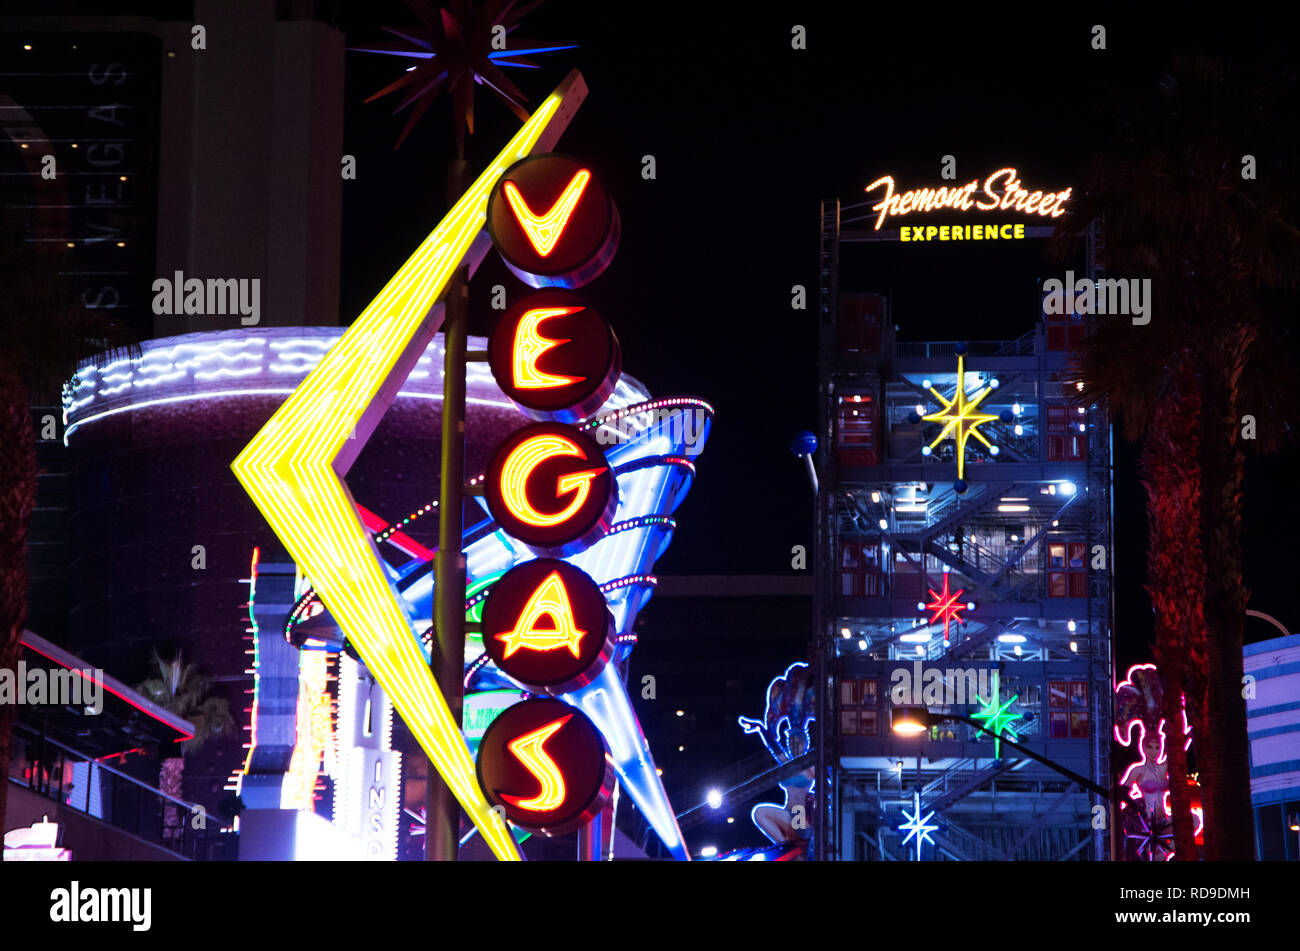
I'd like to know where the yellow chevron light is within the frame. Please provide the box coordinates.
[232,80,581,862]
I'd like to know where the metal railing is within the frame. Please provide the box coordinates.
[8,723,235,861]
[894,339,1017,359]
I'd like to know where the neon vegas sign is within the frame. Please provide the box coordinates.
[864,167,1071,231]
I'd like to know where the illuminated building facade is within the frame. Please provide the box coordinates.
[4,4,344,647]
[1245,632,1300,860]
[59,326,649,826]
[811,203,1113,861]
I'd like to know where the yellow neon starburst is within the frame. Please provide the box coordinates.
[232,71,588,862]
[921,354,999,481]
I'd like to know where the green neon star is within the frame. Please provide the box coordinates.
[972,671,1019,758]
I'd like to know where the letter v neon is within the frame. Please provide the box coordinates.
[503,169,591,256]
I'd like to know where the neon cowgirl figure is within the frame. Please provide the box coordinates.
[739,662,817,858]
[1114,662,1202,860]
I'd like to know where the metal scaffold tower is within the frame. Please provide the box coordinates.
[809,200,1114,861]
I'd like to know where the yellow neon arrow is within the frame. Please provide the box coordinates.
[232,73,588,861]
[503,168,591,257]
[502,714,573,811]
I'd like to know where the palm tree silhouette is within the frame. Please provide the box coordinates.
[1053,54,1300,860]
[0,210,143,837]
[135,649,234,841]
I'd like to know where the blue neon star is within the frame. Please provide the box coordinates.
[898,790,939,861]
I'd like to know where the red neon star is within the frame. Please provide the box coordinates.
[925,572,970,646]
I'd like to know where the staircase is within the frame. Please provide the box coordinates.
[924,757,1026,813]
[902,481,1016,543]
[921,537,1037,602]
[933,816,1003,861]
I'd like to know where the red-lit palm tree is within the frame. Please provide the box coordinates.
[0,356,37,842]
[0,212,140,838]
[1055,55,1300,860]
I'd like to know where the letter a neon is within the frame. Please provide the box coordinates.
[496,571,587,658]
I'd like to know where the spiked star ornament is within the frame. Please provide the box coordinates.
[918,352,1000,489]
[972,671,1020,758]
[353,0,577,151]
[923,567,971,648]
[1123,807,1174,862]
[898,790,939,861]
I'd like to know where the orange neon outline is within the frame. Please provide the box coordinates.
[513,306,585,390]
[502,714,572,812]
[495,570,587,659]
[499,433,603,528]
[502,168,592,257]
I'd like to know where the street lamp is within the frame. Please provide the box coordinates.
[789,431,819,493]
[889,706,1110,798]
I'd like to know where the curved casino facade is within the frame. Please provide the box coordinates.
[62,326,650,687]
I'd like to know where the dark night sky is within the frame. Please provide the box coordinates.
[5,0,1295,862]
[29,2,1295,663]
[334,3,1299,671]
